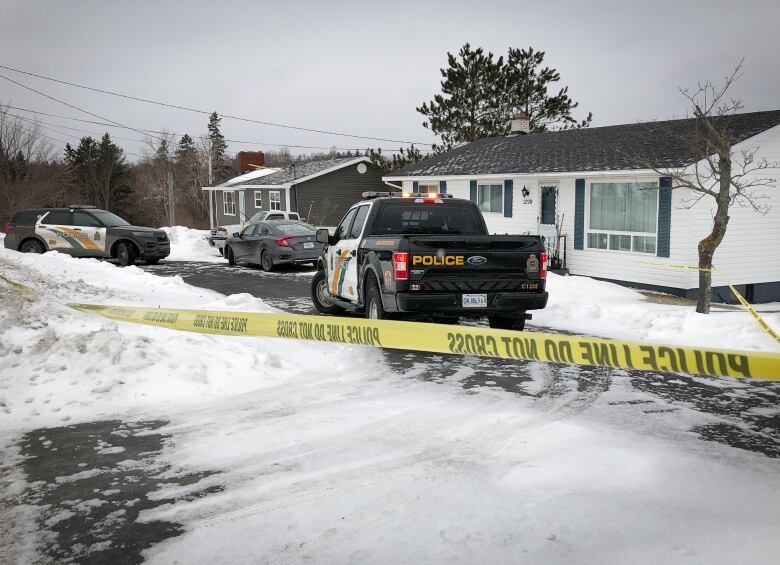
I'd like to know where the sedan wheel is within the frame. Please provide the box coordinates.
[261,251,274,272]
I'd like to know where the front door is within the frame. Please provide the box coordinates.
[538,184,558,259]
[327,206,363,302]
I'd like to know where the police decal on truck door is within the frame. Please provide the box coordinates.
[327,204,370,301]
[35,210,106,256]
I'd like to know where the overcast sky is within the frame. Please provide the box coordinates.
[1,0,778,160]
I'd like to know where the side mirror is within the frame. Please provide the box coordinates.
[232,232,241,238]
[316,228,330,244]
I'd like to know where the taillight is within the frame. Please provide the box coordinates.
[2,223,13,234]
[393,252,408,281]
[540,252,548,279]
[276,236,292,248]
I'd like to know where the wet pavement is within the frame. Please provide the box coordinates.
[12,420,220,564]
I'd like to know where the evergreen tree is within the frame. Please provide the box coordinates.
[417,43,508,151]
[207,112,233,183]
[368,145,426,173]
[504,47,592,132]
[65,134,131,214]
[418,43,593,148]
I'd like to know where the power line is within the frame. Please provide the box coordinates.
[0,63,434,146]
[12,113,145,157]
[0,71,165,142]
[2,104,434,153]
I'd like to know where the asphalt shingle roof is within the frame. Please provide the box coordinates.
[239,157,362,186]
[388,110,780,177]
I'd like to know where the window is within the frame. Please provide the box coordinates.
[89,210,129,227]
[477,183,503,213]
[269,191,281,210]
[223,191,236,216]
[335,207,358,241]
[41,211,71,225]
[540,185,557,225]
[277,223,315,236]
[289,213,300,220]
[267,214,284,220]
[254,191,262,209]
[587,181,658,254]
[417,183,439,195]
[349,205,370,239]
[73,211,102,227]
[371,204,485,235]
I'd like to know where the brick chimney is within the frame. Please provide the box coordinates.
[510,111,530,134]
[236,151,266,173]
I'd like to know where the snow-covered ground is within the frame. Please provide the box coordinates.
[1,248,779,564]
[161,226,224,263]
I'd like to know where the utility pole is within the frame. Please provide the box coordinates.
[167,169,175,226]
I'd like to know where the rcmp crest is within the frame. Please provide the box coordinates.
[526,253,539,273]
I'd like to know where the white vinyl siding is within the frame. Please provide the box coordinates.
[270,191,281,210]
[223,191,236,216]
[254,191,262,208]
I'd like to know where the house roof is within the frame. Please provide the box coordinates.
[385,110,780,178]
[216,167,278,187]
[237,157,370,187]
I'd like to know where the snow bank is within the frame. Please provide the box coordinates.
[0,248,377,429]
[161,226,224,263]
[534,273,780,353]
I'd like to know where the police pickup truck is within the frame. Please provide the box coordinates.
[310,192,548,330]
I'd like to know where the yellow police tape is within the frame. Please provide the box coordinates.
[67,303,780,381]
[641,262,780,343]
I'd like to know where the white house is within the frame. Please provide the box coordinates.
[383,110,780,303]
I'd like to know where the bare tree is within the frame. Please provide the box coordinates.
[655,60,777,314]
[0,104,70,223]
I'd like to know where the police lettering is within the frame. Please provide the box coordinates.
[412,255,465,267]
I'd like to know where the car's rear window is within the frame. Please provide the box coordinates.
[10,210,42,225]
[276,223,314,236]
[370,203,486,235]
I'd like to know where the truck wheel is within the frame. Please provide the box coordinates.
[20,239,45,254]
[365,279,387,320]
[311,270,343,315]
[488,315,525,331]
[116,241,137,267]
[226,246,236,266]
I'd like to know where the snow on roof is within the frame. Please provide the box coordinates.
[217,167,280,187]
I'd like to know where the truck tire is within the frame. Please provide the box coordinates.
[116,241,137,267]
[226,246,236,266]
[20,238,45,254]
[311,270,343,315]
[365,279,387,320]
[488,315,526,331]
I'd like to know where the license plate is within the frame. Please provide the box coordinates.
[462,293,487,308]
[303,242,314,249]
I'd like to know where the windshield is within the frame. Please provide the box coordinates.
[276,223,315,236]
[89,210,130,227]
[249,212,268,223]
[371,203,486,235]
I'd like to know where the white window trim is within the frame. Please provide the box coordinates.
[269,190,282,211]
[223,191,236,216]
[254,191,263,209]
[585,180,659,254]
[477,181,504,214]
[417,182,439,195]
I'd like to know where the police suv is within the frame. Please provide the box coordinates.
[3,206,170,266]
[310,192,549,330]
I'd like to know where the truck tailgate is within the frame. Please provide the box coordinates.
[406,235,546,293]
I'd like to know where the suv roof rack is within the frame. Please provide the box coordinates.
[68,204,97,209]
[361,191,395,200]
